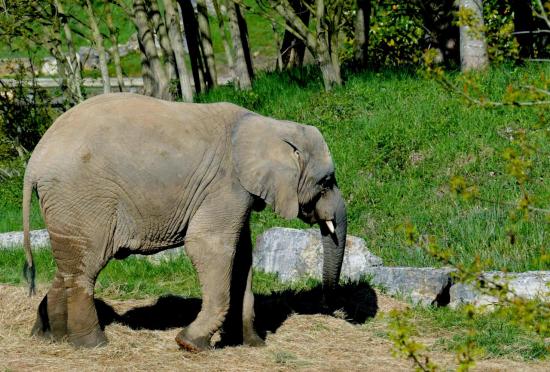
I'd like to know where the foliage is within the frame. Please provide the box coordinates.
[368,1,426,67]
[0,65,56,159]
[483,0,519,63]
[385,45,550,370]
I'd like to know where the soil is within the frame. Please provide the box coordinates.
[0,284,547,371]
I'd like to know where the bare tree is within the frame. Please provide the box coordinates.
[212,0,235,79]
[163,0,193,101]
[262,0,344,90]
[105,0,125,92]
[133,0,172,99]
[458,0,488,71]
[235,1,254,79]
[179,0,207,93]
[354,0,370,68]
[197,0,218,87]
[279,0,309,69]
[84,0,111,93]
[54,0,83,102]
[148,0,177,80]
[227,0,252,89]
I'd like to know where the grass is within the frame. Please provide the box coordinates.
[198,63,550,271]
[416,306,548,361]
[1,63,549,271]
[0,248,318,300]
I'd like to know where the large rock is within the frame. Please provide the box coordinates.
[450,271,550,308]
[40,57,58,76]
[364,266,454,306]
[79,46,110,71]
[253,227,383,283]
[0,229,50,248]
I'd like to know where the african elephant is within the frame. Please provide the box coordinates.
[22,93,347,351]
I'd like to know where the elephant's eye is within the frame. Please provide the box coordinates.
[317,173,335,190]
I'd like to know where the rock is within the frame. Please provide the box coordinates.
[364,266,454,306]
[253,227,383,283]
[450,271,550,308]
[0,229,50,248]
[79,46,110,71]
[145,247,185,264]
[40,57,58,76]
[0,58,33,75]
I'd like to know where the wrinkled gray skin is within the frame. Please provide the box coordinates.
[23,93,347,351]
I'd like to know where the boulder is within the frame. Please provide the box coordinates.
[449,271,550,308]
[40,57,58,76]
[79,46,110,71]
[0,229,50,248]
[253,227,383,283]
[145,247,185,264]
[364,266,454,306]
[0,58,32,75]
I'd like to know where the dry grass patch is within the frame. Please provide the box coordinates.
[0,284,548,371]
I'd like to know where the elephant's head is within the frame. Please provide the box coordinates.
[232,113,347,299]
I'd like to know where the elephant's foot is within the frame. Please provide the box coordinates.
[175,329,210,352]
[243,330,265,347]
[31,317,52,340]
[69,327,108,348]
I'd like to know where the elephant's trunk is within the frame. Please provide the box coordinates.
[319,188,347,302]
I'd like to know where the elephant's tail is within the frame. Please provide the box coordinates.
[22,175,36,296]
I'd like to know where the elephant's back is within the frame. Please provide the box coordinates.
[29,93,244,174]
[27,94,245,214]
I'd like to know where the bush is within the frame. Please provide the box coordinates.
[0,64,57,161]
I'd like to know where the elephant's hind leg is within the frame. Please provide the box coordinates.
[50,231,111,348]
[31,272,67,341]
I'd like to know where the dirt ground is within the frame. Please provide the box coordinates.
[0,284,548,371]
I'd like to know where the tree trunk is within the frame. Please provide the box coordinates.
[354,0,370,68]
[148,0,177,80]
[235,3,253,80]
[459,0,488,71]
[138,38,155,96]
[511,0,534,59]
[105,0,125,92]
[197,0,217,87]
[179,0,206,93]
[133,0,172,99]
[226,0,251,89]
[84,0,110,94]
[45,9,71,102]
[213,0,235,79]
[317,44,340,91]
[55,0,83,102]
[164,0,193,102]
[279,0,309,68]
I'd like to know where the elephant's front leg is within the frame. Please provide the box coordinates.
[220,220,264,347]
[175,196,248,352]
[242,264,264,346]
[238,222,264,346]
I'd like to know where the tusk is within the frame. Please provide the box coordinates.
[325,220,335,234]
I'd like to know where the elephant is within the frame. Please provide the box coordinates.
[22,92,347,351]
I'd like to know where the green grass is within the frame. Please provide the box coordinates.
[0,248,317,299]
[197,64,550,272]
[417,306,548,360]
[1,64,549,271]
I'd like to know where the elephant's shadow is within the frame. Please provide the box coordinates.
[95,281,378,344]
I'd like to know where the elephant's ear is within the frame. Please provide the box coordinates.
[232,114,300,220]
